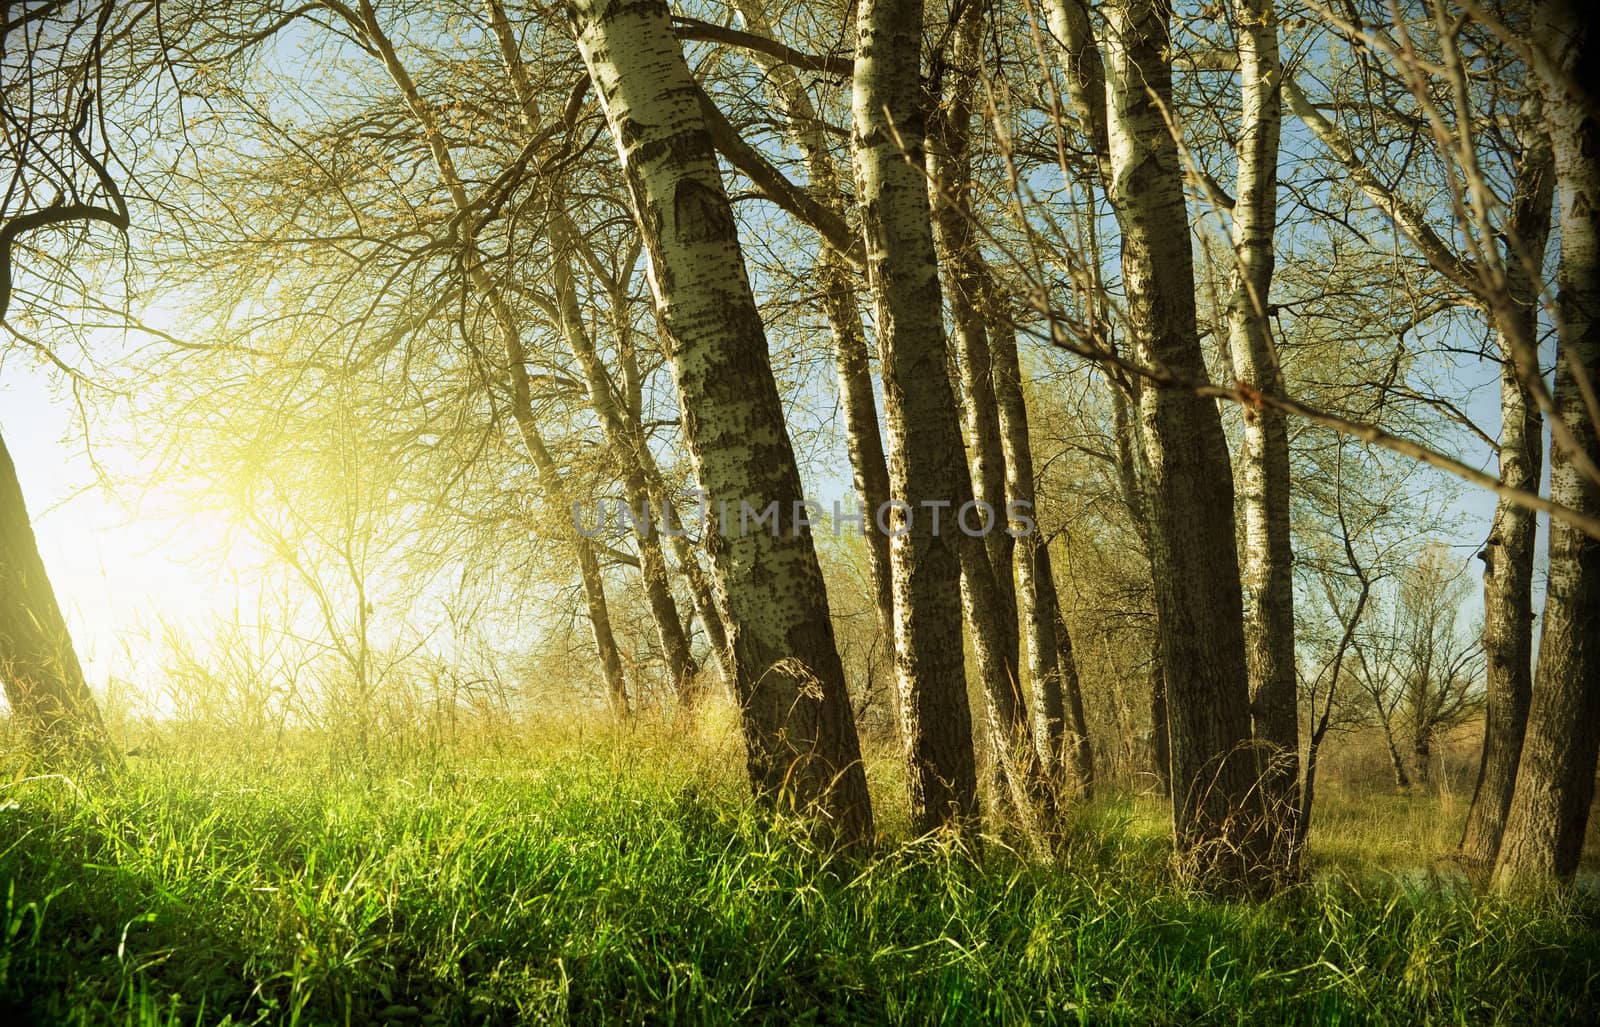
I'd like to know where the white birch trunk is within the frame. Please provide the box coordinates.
[1223,0,1299,852]
[1102,0,1270,889]
[571,0,873,843]
[851,0,981,833]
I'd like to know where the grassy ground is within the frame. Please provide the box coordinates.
[1,717,1597,1025]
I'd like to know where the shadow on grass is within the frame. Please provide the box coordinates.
[0,742,1597,1026]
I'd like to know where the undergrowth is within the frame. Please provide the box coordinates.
[0,721,1595,1025]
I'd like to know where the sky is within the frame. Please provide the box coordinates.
[0,357,262,702]
[0,1,1554,712]
[2,304,1540,717]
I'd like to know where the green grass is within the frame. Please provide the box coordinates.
[1,721,1596,1025]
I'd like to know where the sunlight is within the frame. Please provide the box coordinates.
[1,366,268,713]
[3,0,1597,1019]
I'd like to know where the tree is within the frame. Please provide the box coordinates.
[1351,623,1413,792]
[1060,0,1272,887]
[931,0,1094,796]
[0,432,113,754]
[851,0,981,834]
[318,0,637,719]
[1394,547,1484,791]
[570,0,874,844]
[1223,0,1298,840]
[1344,545,1483,793]
[0,0,125,757]
[1494,0,1600,890]
[1295,452,1375,849]
[1461,96,1555,867]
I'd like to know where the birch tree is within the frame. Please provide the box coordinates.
[550,218,700,706]
[1494,0,1600,889]
[932,0,1094,793]
[852,0,981,832]
[1461,104,1553,865]
[570,0,873,842]
[1094,0,1271,886]
[1222,0,1298,840]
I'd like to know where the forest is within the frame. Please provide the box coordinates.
[1,0,1598,1022]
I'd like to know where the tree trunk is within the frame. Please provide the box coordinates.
[1149,641,1171,798]
[731,0,896,651]
[1224,0,1299,842]
[1299,736,1323,849]
[1102,0,1270,889]
[1109,378,1167,798]
[1461,111,1553,866]
[928,4,1021,686]
[1413,723,1434,792]
[928,6,1071,828]
[851,0,980,834]
[552,222,699,705]
[571,0,874,844]
[0,430,113,757]
[1494,0,1600,888]
[604,286,735,689]
[1382,718,1412,791]
[992,312,1071,784]
[348,0,632,720]
[1037,542,1095,792]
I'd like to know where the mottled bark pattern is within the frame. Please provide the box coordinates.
[1224,0,1298,841]
[1461,116,1553,866]
[1494,0,1600,889]
[1053,0,1152,803]
[571,0,873,843]
[852,0,980,833]
[1104,0,1268,887]
[1149,643,1171,797]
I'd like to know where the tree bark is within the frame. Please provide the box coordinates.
[731,0,896,653]
[1034,541,1095,791]
[1051,0,1172,807]
[0,430,113,757]
[571,0,873,844]
[1223,0,1298,842]
[1494,0,1600,889]
[851,0,980,833]
[927,6,1073,833]
[928,4,1021,686]
[1102,0,1270,888]
[1461,112,1554,866]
